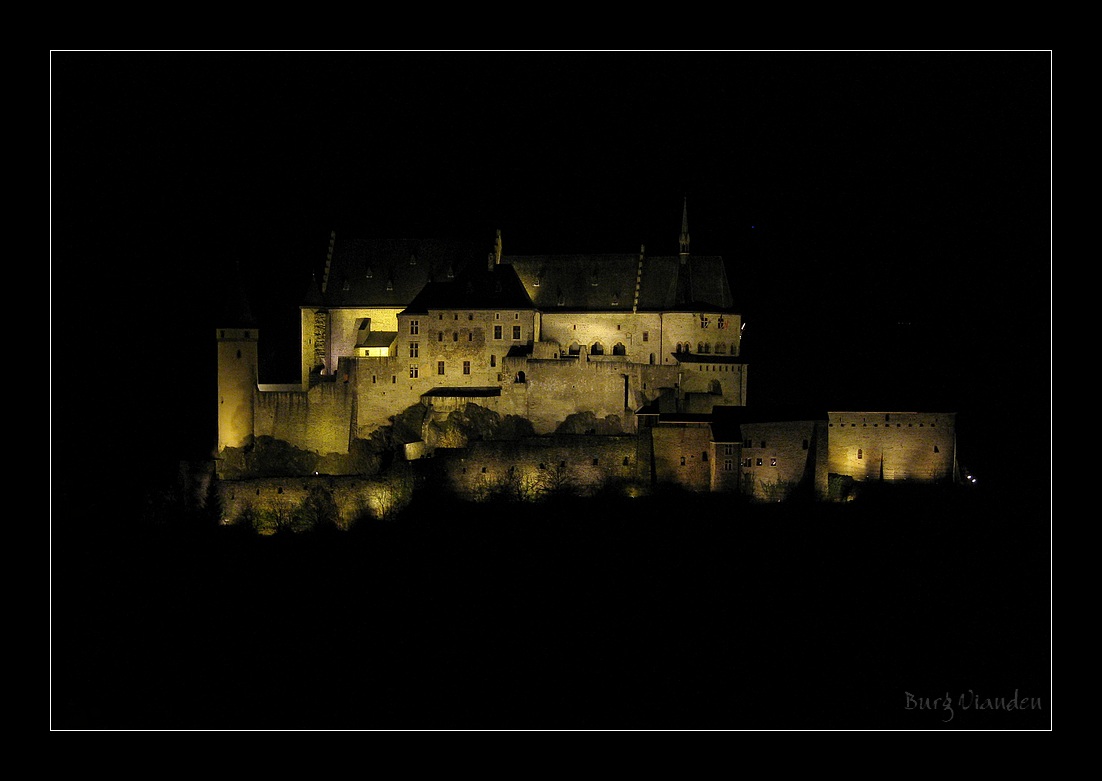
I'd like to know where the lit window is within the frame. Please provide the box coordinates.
[770,458,777,467]
[463,361,471,375]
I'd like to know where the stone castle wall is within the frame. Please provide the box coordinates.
[827,412,956,482]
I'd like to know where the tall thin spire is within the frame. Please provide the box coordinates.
[679,196,690,262]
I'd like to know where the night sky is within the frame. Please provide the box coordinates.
[50,52,1051,729]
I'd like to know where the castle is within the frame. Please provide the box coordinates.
[215,201,959,523]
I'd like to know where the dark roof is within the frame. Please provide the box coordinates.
[505,254,734,312]
[653,413,714,424]
[401,264,535,314]
[421,386,502,398]
[313,237,484,308]
[362,331,397,347]
[673,352,746,364]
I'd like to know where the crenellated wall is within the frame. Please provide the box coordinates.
[254,375,356,455]
[827,412,956,482]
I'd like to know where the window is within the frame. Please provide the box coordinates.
[409,342,419,358]
[680,456,686,466]
[934,445,940,453]
[438,332,443,342]
[643,331,649,342]
[468,313,474,320]
[437,361,445,375]
[724,444,735,456]
[743,458,752,468]
[409,365,419,378]
[857,448,863,460]
[410,320,419,335]
[724,460,733,472]
[453,332,458,342]
[592,458,599,466]
[494,313,501,320]
[770,458,777,467]
[514,313,519,319]
[760,441,766,448]
[490,355,496,367]
[463,361,471,375]
[372,375,376,384]
[702,452,709,462]
[438,313,443,320]
[468,332,473,341]
[494,325,502,339]
[756,458,763,466]
[513,325,521,340]
[454,313,459,320]
[623,457,630,466]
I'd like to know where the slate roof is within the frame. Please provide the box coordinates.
[505,254,734,312]
[421,387,502,398]
[310,237,484,308]
[400,264,535,314]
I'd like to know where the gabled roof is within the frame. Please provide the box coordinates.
[400,263,535,315]
[312,237,484,309]
[505,254,734,312]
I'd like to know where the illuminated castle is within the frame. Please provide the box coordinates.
[215,200,958,516]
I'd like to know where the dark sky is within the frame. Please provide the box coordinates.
[51,51,1051,473]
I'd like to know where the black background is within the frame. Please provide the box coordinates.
[50,51,1051,730]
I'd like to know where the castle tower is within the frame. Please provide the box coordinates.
[216,262,258,455]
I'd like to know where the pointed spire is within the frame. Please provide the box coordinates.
[679,196,690,262]
[494,229,503,265]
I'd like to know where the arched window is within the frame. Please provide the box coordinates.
[697,342,704,353]
[675,343,682,354]
[515,371,526,383]
[568,341,581,355]
[649,353,655,365]
[591,342,604,355]
[612,342,626,356]
[715,342,726,354]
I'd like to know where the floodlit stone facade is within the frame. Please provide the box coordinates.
[216,203,958,507]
